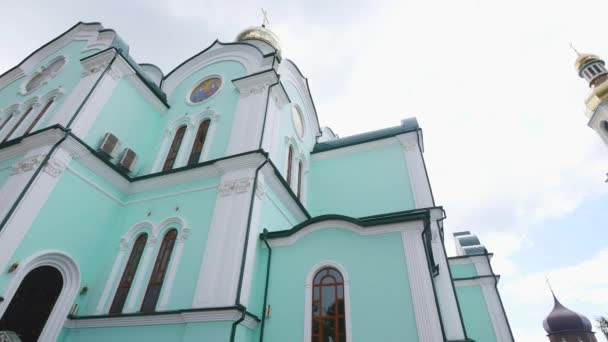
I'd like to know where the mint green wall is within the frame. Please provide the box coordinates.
[0,156,220,314]
[450,263,478,279]
[62,321,233,342]
[161,61,247,164]
[456,285,498,342]
[84,79,164,175]
[264,228,419,342]
[0,41,89,130]
[308,143,416,217]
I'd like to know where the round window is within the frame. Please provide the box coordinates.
[24,56,66,94]
[291,105,305,138]
[189,77,222,104]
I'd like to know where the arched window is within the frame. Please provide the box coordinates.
[162,125,187,171]
[0,114,13,132]
[286,145,294,186]
[297,160,303,198]
[24,99,54,135]
[109,233,148,314]
[312,267,346,342]
[141,229,177,312]
[3,107,33,142]
[187,119,210,165]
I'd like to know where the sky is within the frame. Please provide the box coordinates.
[1,0,607,340]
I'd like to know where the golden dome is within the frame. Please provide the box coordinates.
[575,53,602,71]
[236,26,281,57]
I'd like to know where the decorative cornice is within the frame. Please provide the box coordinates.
[232,69,279,98]
[43,157,67,177]
[80,49,115,77]
[396,132,419,151]
[11,154,45,175]
[219,177,253,196]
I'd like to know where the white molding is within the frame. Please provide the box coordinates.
[232,69,279,96]
[453,276,497,287]
[396,132,434,208]
[185,74,224,106]
[0,22,106,92]
[162,41,274,96]
[266,219,422,248]
[401,229,444,342]
[0,250,81,342]
[64,308,258,329]
[98,217,189,314]
[303,260,352,342]
[18,55,68,96]
[448,255,490,266]
[278,62,321,136]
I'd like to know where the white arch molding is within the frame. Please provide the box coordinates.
[304,260,353,342]
[0,250,81,342]
[96,217,189,314]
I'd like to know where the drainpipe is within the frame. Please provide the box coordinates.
[420,214,447,341]
[259,229,272,342]
[483,249,515,341]
[229,305,247,342]
[235,158,269,305]
[0,129,69,233]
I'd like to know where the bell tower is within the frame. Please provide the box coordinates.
[574,51,608,146]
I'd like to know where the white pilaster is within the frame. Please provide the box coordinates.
[402,226,444,342]
[227,70,279,155]
[397,132,434,208]
[428,214,467,340]
[474,258,514,342]
[192,168,258,307]
[0,146,71,272]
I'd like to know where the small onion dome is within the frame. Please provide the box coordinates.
[236,26,282,58]
[543,295,593,335]
[575,53,603,72]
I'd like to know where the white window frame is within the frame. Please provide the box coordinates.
[304,260,352,342]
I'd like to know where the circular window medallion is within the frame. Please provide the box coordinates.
[291,105,305,138]
[22,56,67,95]
[189,77,222,104]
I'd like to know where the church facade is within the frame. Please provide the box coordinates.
[0,22,513,342]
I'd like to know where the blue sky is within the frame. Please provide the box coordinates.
[1,0,607,340]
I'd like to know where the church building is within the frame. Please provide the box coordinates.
[0,22,513,342]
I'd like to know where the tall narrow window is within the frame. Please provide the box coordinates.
[141,229,177,312]
[187,119,210,165]
[24,99,54,135]
[0,114,13,132]
[162,125,187,171]
[109,233,148,314]
[297,161,303,198]
[312,267,346,342]
[3,107,33,142]
[286,145,294,186]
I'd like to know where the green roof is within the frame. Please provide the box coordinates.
[312,117,419,153]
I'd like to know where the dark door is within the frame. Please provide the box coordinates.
[0,266,63,342]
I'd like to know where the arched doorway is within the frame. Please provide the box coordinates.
[0,266,63,342]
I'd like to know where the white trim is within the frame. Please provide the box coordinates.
[291,104,306,141]
[303,260,352,342]
[278,63,321,136]
[396,132,434,208]
[65,308,259,329]
[311,136,397,161]
[266,219,421,248]
[19,55,68,96]
[0,250,81,342]
[185,74,224,106]
[401,229,444,342]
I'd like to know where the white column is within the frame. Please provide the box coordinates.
[474,258,514,342]
[192,168,258,307]
[227,70,280,155]
[428,216,467,340]
[402,226,444,342]
[0,146,72,272]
